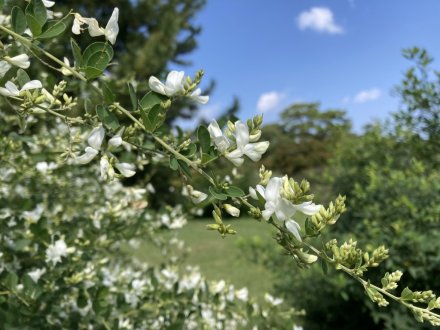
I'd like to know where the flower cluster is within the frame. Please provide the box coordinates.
[75,125,136,180]
[208,118,269,166]
[149,70,209,104]
[250,176,321,241]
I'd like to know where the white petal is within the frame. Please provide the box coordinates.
[213,136,230,153]
[190,88,209,104]
[72,16,83,34]
[8,54,30,69]
[115,162,136,177]
[262,208,274,220]
[0,61,11,77]
[264,177,282,202]
[87,126,105,150]
[104,8,119,45]
[148,76,167,95]
[166,71,185,93]
[243,141,269,161]
[234,121,250,150]
[249,187,258,200]
[100,157,110,179]
[256,185,266,198]
[295,202,322,216]
[42,0,55,8]
[21,80,42,91]
[285,220,302,241]
[225,151,244,167]
[207,120,222,138]
[87,18,105,37]
[76,147,99,164]
[0,81,20,97]
[108,135,122,149]
[275,198,296,221]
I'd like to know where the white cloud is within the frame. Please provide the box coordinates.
[353,88,381,103]
[297,7,343,34]
[257,91,284,112]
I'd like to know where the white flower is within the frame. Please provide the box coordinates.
[46,239,73,265]
[226,121,269,166]
[100,156,115,180]
[72,13,88,34]
[207,120,230,152]
[285,219,302,241]
[4,54,30,69]
[60,57,73,76]
[72,8,119,45]
[0,61,11,77]
[210,280,226,294]
[265,293,283,306]
[255,177,296,222]
[0,80,42,97]
[76,146,99,164]
[108,127,124,149]
[235,287,249,301]
[42,0,55,7]
[22,204,44,224]
[28,268,46,283]
[76,126,105,164]
[149,70,185,97]
[87,8,119,45]
[187,185,208,204]
[224,204,240,217]
[115,162,136,177]
[190,88,209,104]
[36,161,57,174]
[250,177,322,241]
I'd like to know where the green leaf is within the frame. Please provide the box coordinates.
[139,91,168,110]
[197,125,211,153]
[5,272,18,290]
[70,38,83,67]
[37,15,71,39]
[28,0,47,27]
[182,143,197,157]
[17,69,30,87]
[169,157,179,171]
[139,107,155,132]
[102,81,115,103]
[209,186,228,200]
[225,185,245,197]
[86,51,111,72]
[201,153,216,164]
[11,7,26,34]
[26,13,43,36]
[148,104,166,130]
[400,287,414,301]
[96,105,120,130]
[320,258,328,275]
[127,83,137,111]
[82,42,113,66]
[83,66,104,80]
[177,159,192,177]
[305,218,317,236]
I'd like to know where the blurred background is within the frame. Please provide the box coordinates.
[26,0,440,329]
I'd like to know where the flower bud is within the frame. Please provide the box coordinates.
[223,204,240,217]
[249,130,261,142]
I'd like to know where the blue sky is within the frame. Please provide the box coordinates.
[174,0,440,131]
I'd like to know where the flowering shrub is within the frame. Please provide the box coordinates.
[0,1,440,328]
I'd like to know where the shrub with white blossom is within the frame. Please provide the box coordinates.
[0,1,439,328]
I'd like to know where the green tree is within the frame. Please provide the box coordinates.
[261,102,351,177]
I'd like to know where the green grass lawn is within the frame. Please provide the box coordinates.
[133,217,277,300]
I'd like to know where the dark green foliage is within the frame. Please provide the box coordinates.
[261,102,351,177]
